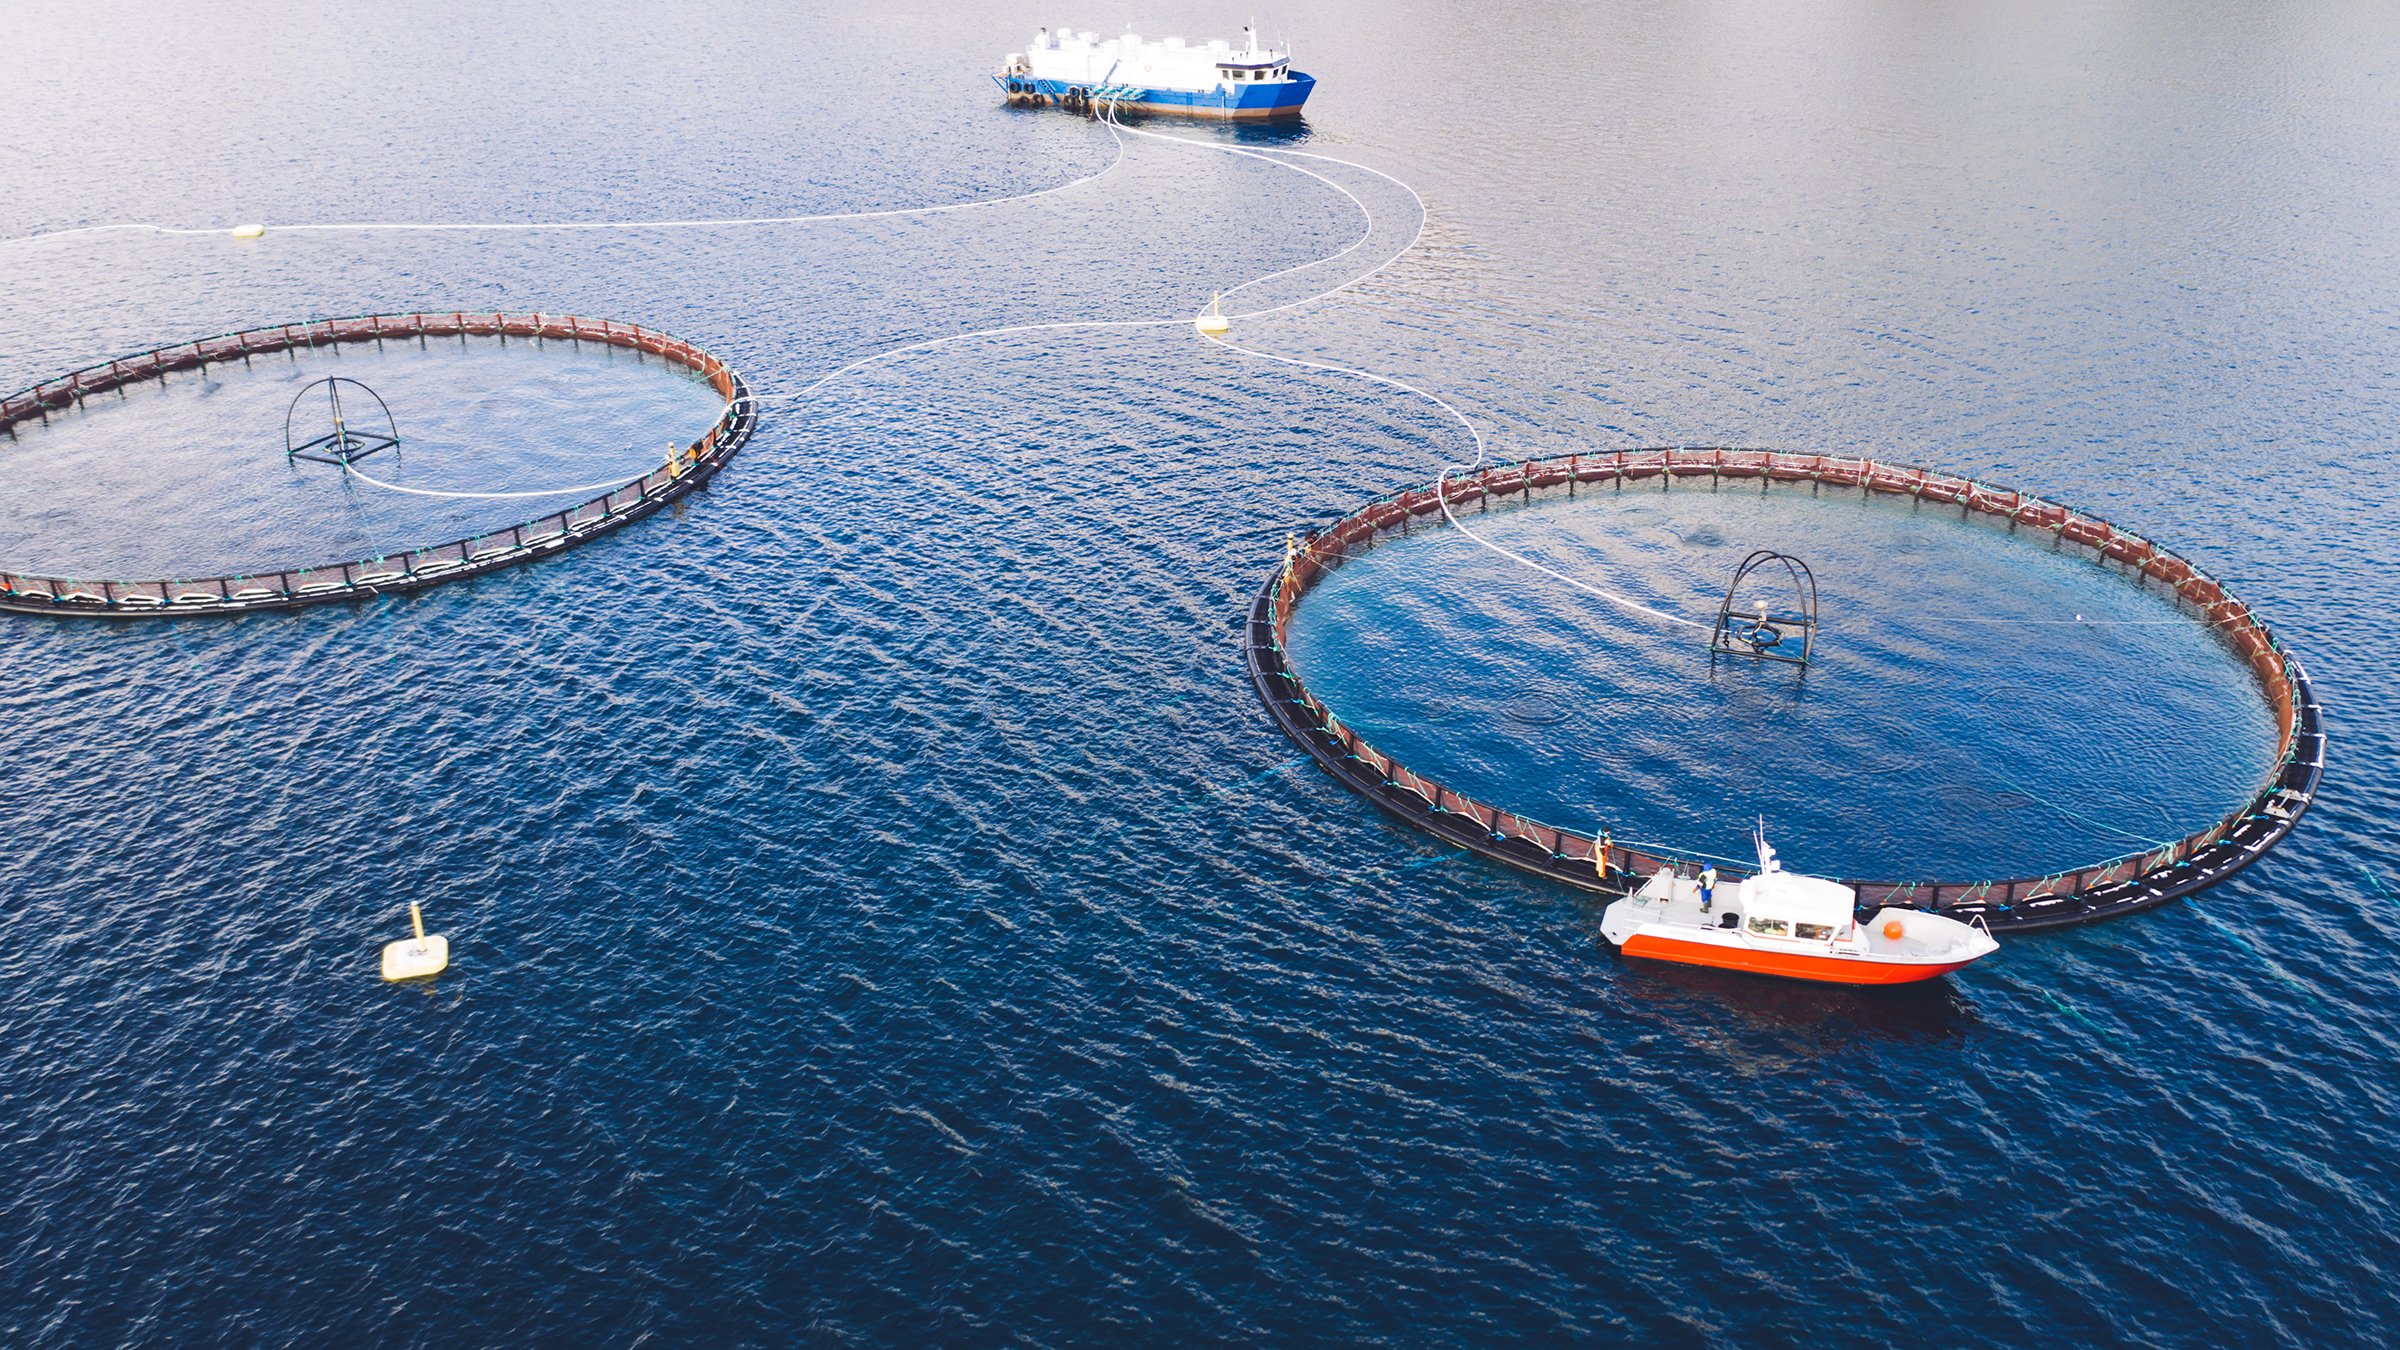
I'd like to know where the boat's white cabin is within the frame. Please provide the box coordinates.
[1630,866,1858,940]
[1732,869,1859,942]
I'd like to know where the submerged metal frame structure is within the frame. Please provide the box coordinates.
[1710,549,1818,667]
[0,312,755,617]
[284,376,400,467]
[1245,447,2324,934]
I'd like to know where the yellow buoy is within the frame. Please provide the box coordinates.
[381,901,450,981]
[229,224,267,240]
[1194,292,1230,336]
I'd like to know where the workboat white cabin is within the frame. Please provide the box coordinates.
[1600,826,1999,984]
[994,25,1314,120]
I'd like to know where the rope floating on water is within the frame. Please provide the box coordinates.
[0,138,1133,248]
[0,113,1410,615]
[341,461,652,502]
[742,108,1423,408]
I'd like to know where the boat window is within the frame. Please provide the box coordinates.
[1746,917,1790,937]
[1793,922,1834,940]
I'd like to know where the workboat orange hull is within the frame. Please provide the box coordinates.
[1618,933,1978,985]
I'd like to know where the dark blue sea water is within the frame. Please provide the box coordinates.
[4,2,2399,1345]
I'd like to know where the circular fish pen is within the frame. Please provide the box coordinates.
[0,312,755,617]
[1246,447,2326,933]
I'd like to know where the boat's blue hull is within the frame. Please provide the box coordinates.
[994,71,1313,120]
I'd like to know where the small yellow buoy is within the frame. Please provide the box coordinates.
[1194,292,1230,336]
[229,224,267,240]
[381,901,450,981]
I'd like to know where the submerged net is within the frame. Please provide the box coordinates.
[1248,447,2324,932]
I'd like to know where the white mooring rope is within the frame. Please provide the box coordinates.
[277,109,1406,503]
[29,99,2147,643]
[0,137,1131,248]
[1099,111,1713,633]
[338,462,660,501]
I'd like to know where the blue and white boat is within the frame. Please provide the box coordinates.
[994,25,1313,120]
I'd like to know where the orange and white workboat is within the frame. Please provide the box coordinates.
[1600,827,1998,985]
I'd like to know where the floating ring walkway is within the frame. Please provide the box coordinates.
[1246,447,2325,933]
[0,311,754,617]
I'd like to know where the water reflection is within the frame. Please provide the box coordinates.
[1611,948,1982,1048]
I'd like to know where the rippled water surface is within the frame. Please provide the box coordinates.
[1287,480,2280,880]
[4,2,2399,1345]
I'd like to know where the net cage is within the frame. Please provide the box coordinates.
[1244,447,2324,933]
[0,312,755,617]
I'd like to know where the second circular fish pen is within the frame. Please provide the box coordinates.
[1246,447,2324,933]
